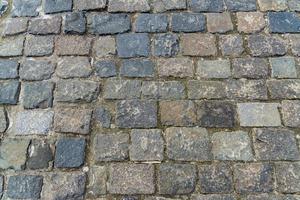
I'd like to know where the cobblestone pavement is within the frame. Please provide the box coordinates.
[0,0,300,199]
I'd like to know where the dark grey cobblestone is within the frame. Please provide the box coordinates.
[28,16,61,35]
[135,14,168,33]
[94,60,117,78]
[0,80,20,104]
[64,12,86,34]
[24,35,54,57]
[44,0,72,14]
[20,59,54,81]
[27,140,53,170]
[171,13,206,33]
[120,59,154,77]
[12,0,41,17]
[0,59,19,79]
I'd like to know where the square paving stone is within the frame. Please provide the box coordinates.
[42,172,86,200]
[165,127,210,161]
[22,81,54,109]
[108,163,155,194]
[0,138,30,170]
[253,128,299,161]
[191,194,237,200]
[64,12,86,34]
[54,138,86,168]
[171,13,206,33]
[116,100,157,128]
[282,100,300,127]
[93,36,116,58]
[56,36,92,56]
[158,163,197,195]
[135,14,168,33]
[24,35,54,57]
[0,36,24,57]
[28,16,61,35]
[238,103,281,127]
[87,166,107,197]
[55,80,99,103]
[44,0,72,13]
[120,59,154,78]
[0,108,7,133]
[3,18,28,36]
[276,162,300,193]
[103,79,141,99]
[153,34,179,57]
[94,60,117,78]
[20,59,54,81]
[117,33,150,58]
[0,80,20,104]
[13,110,54,135]
[74,0,106,10]
[212,131,254,161]
[188,0,225,12]
[198,163,233,193]
[270,56,297,78]
[12,0,41,17]
[93,133,129,162]
[93,107,111,128]
[57,56,92,78]
[0,59,19,79]
[234,163,274,194]
[108,0,150,12]
[27,140,53,170]
[181,34,217,56]
[7,175,43,199]
[54,108,92,134]
[130,129,164,161]
[219,35,244,56]
[197,101,236,128]
[160,101,197,126]
[158,58,193,78]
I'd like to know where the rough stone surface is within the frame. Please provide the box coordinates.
[0,36,24,57]
[0,81,20,105]
[196,60,231,79]
[0,59,18,79]
[151,0,186,12]
[158,164,197,195]
[269,12,300,33]
[74,0,106,10]
[189,0,225,12]
[44,0,72,14]
[225,0,257,11]
[117,33,150,58]
[206,13,233,33]
[135,14,168,33]
[93,36,116,58]
[237,12,266,33]
[270,56,297,78]
[94,60,117,78]
[24,35,54,57]
[56,36,92,56]
[57,56,92,78]
[20,59,54,81]
[232,58,269,78]
[276,162,300,193]
[268,80,300,99]
[108,164,155,194]
[104,79,141,99]
[108,0,150,12]
[54,108,92,134]
[27,140,53,170]
[182,34,217,56]
[212,131,254,161]
[165,127,210,161]
[28,16,61,35]
[121,59,154,78]
[0,108,7,133]
[93,107,111,128]
[191,195,237,200]
[188,80,227,99]
[171,13,206,33]
[282,100,300,127]
[154,34,179,57]
[2,18,28,36]
[258,0,288,11]
[12,0,41,17]
[87,166,106,197]
[219,35,244,56]
[130,129,164,161]
[64,12,86,34]
[93,133,129,162]
[158,58,193,78]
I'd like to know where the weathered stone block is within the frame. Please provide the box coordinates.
[160,101,197,126]
[56,80,99,103]
[57,56,91,78]
[225,0,257,11]
[269,12,300,33]
[0,108,7,133]
[94,60,117,78]
[248,35,287,57]
[267,80,300,99]
[87,13,130,35]
[141,81,185,99]
[135,14,168,33]
[87,166,107,197]
[108,164,155,194]
[270,56,297,78]
[27,140,53,170]
[7,175,43,199]
[130,129,164,161]
[158,58,193,78]
[42,172,86,200]
[116,100,157,128]
[196,60,230,79]
[197,101,236,128]
[13,110,54,135]
[55,138,86,168]
[220,34,244,56]
[28,16,61,35]
[12,0,40,17]
[108,0,150,12]
[258,0,288,11]
[74,0,106,10]
[206,13,233,33]
[191,195,237,200]
[234,163,274,193]
[44,0,72,14]
[187,81,227,99]
[158,164,197,195]
[238,103,281,127]
[117,33,150,58]
[198,163,233,193]
[288,0,300,11]
[151,0,186,12]
[0,80,20,104]
[226,79,268,100]
[188,0,225,12]
[237,12,266,33]
[20,59,54,81]
[232,58,269,78]
[276,162,300,193]
[54,108,92,134]
[0,138,30,170]
[171,13,206,32]
[0,59,18,79]
[56,36,92,56]
[93,107,111,128]
[93,36,116,58]
[212,131,253,161]
[181,34,217,56]
[22,81,54,109]
[282,100,300,127]
[286,35,300,56]
[93,133,129,162]
[121,59,154,78]
[2,18,28,36]
[0,36,24,57]
[24,35,54,56]
[64,12,86,34]
[253,128,299,160]
[153,33,179,57]
[165,127,210,161]
[104,79,141,99]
